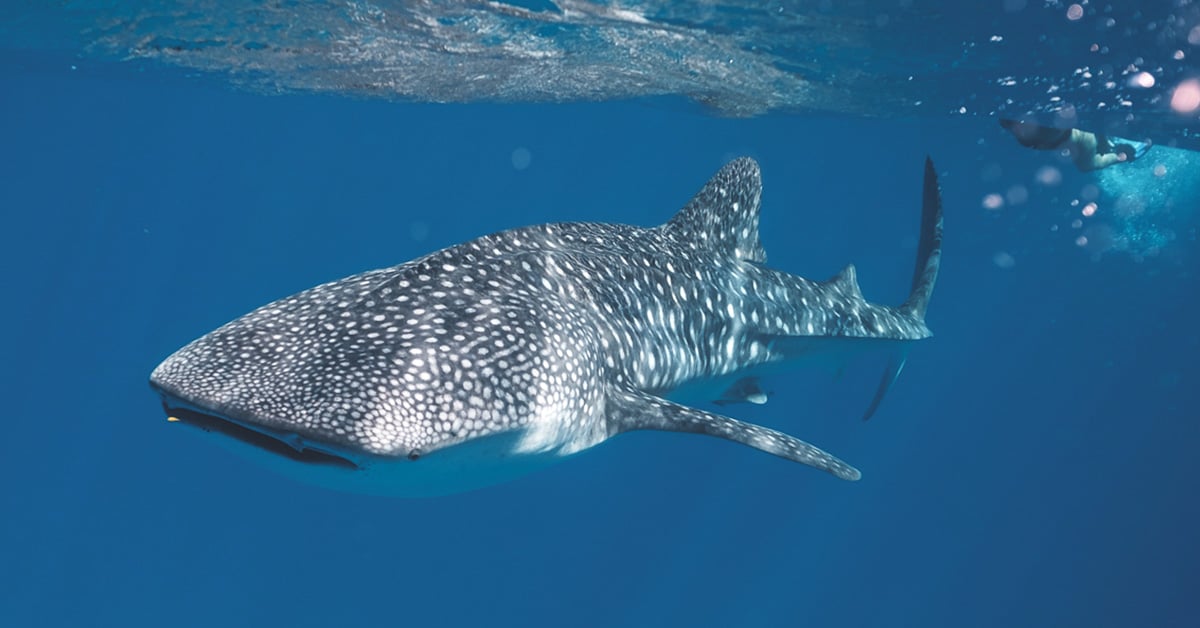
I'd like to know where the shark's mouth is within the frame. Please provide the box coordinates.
[159,401,360,470]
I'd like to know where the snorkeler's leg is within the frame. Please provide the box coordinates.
[1092,153,1122,169]
[1069,129,1102,171]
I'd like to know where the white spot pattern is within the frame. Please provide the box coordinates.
[149,157,936,484]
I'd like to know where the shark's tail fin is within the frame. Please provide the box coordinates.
[900,157,943,321]
[862,158,943,422]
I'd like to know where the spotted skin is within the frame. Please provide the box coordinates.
[150,157,943,494]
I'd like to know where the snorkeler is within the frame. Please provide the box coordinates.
[999,119,1151,172]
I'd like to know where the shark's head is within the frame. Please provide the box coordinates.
[149,259,599,495]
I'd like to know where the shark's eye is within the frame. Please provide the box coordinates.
[407,449,423,461]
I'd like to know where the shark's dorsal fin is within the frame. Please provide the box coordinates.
[826,264,864,300]
[663,157,767,263]
[605,386,860,481]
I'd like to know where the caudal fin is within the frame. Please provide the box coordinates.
[863,159,943,421]
[901,158,943,321]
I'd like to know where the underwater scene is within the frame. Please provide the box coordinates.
[2,2,1198,626]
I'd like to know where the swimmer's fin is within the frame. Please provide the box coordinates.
[1111,138,1152,162]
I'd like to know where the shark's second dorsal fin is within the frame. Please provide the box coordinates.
[663,157,766,263]
[827,264,863,300]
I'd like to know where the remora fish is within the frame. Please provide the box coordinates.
[150,158,943,496]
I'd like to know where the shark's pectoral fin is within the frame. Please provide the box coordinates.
[861,354,907,421]
[605,387,861,481]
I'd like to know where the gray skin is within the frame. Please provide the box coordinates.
[150,157,943,496]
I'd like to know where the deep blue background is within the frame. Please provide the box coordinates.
[2,55,1198,628]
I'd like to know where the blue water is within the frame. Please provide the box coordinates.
[4,7,1200,628]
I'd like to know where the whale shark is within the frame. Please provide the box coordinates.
[150,157,943,496]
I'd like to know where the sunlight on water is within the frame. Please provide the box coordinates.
[4,0,1191,140]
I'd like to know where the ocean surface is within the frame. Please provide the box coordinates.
[3,2,1199,627]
